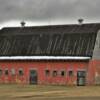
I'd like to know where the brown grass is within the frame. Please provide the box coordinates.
[0,84,100,100]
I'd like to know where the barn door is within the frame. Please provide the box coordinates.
[29,70,38,84]
[77,71,86,86]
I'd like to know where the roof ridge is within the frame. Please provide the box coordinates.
[1,22,100,29]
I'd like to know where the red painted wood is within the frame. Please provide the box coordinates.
[0,60,99,85]
[88,60,100,85]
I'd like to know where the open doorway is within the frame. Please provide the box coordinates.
[77,71,86,86]
[29,70,38,84]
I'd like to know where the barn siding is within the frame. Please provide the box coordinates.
[89,60,100,85]
[0,60,94,85]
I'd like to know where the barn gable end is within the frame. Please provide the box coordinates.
[92,30,100,59]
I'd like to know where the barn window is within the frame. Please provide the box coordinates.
[0,69,2,76]
[61,71,65,76]
[19,68,24,76]
[69,70,73,76]
[5,69,9,75]
[53,70,57,77]
[11,68,15,75]
[45,70,50,76]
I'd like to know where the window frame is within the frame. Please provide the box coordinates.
[5,69,9,76]
[45,69,50,77]
[0,69,2,76]
[68,70,74,77]
[52,70,58,77]
[11,68,16,76]
[18,68,24,76]
[60,70,66,77]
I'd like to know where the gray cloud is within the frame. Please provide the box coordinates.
[0,0,100,25]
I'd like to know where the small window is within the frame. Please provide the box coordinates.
[69,70,73,76]
[53,70,57,77]
[11,68,15,75]
[78,71,86,77]
[5,69,9,75]
[61,71,65,76]
[0,69,2,76]
[45,70,50,76]
[19,69,24,76]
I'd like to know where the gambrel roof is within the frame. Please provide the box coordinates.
[0,23,100,57]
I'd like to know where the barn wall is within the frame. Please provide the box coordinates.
[89,60,100,85]
[93,30,100,59]
[92,30,100,85]
[0,60,94,85]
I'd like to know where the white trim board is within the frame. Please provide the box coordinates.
[0,56,91,60]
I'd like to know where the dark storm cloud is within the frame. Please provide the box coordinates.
[0,0,100,23]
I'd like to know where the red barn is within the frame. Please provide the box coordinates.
[0,23,100,86]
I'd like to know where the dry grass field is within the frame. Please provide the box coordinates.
[0,84,100,100]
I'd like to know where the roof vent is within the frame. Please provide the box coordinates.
[78,18,84,25]
[21,21,25,27]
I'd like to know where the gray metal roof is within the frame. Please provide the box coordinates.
[0,23,100,57]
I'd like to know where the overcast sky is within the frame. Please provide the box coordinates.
[0,0,100,28]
